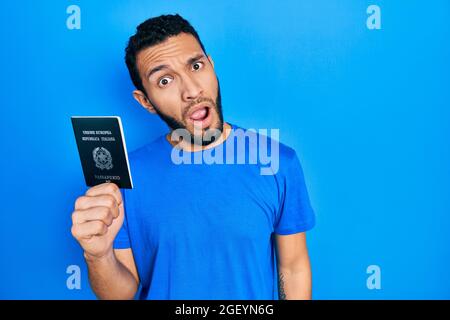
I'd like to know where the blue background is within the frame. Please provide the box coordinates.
[0,0,449,299]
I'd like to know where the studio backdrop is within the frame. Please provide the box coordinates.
[0,0,449,299]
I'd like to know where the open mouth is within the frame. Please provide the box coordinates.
[187,105,213,127]
[189,107,210,122]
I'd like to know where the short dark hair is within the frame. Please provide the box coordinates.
[125,14,207,95]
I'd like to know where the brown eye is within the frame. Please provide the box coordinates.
[158,77,173,87]
[192,62,204,71]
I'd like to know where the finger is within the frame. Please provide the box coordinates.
[71,220,108,240]
[72,206,114,226]
[75,194,119,217]
[86,183,123,207]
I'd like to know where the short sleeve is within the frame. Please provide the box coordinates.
[274,151,316,235]
[113,189,131,249]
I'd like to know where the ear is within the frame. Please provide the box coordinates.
[133,90,157,114]
[207,55,214,69]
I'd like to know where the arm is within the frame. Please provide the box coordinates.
[275,232,312,300]
[85,248,139,300]
[71,183,139,300]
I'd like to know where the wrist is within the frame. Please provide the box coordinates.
[83,248,115,264]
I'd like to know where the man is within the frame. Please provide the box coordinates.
[71,14,316,300]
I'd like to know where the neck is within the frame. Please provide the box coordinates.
[165,122,232,152]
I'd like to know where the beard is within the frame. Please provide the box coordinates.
[150,80,224,147]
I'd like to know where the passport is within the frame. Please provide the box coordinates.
[71,116,133,189]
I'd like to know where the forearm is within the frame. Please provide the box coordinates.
[278,266,312,300]
[85,250,138,300]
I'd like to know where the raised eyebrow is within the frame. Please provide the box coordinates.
[186,53,206,66]
[147,64,170,79]
[147,54,206,80]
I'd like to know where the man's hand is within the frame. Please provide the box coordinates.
[71,182,124,259]
[70,183,138,299]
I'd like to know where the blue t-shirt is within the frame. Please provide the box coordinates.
[113,123,315,299]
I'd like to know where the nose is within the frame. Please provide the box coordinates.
[181,73,203,101]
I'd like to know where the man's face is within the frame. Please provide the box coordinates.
[134,33,223,145]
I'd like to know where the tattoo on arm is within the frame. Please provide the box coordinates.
[278,272,286,300]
